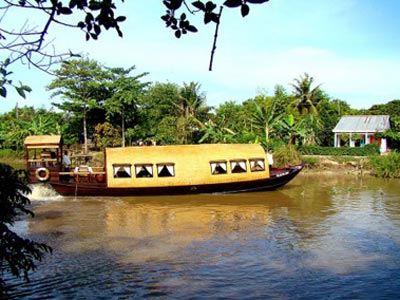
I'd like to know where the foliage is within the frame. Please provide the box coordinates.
[135,82,181,144]
[290,73,323,115]
[364,99,400,116]
[251,97,280,148]
[1,0,126,75]
[302,156,319,166]
[162,0,270,37]
[0,149,18,159]
[105,66,150,147]
[298,144,380,156]
[0,59,32,99]
[198,117,236,143]
[1,71,399,158]
[0,106,63,151]
[368,152,400,178]
[317,98,354,146]
[93,122,122,149]
[0,163,52,295]
[273,145,302,168]
[48,58,110,153]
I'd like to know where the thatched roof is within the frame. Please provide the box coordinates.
[24,135,62,149]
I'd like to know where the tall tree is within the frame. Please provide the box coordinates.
[176,82,209,144]
[48,58,109,153]
[137,82,181,144]
[290,73,322,115]
[104,66,150,147]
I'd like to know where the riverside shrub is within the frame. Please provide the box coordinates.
[298,144,380,156]
[368,152,400,178]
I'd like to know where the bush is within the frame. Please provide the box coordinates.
[367,152,400,178]
[302,156,319,166]
[298,144,380,156]
[273,145,302,168]
[0,149,20,159]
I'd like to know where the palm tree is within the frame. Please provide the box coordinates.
[175,82,208,144]
[290,73,321,115]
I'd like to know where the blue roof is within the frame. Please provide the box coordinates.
[332,115,391,133]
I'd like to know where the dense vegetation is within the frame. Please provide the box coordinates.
[1,61,400,163]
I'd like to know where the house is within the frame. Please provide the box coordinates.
[332,115,391,153]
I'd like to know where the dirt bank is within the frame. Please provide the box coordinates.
[301,155,372,176]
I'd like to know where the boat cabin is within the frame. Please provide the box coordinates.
[105,144,269,189]
[24,135,64,182]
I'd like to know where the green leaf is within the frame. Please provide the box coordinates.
[21,85,32,93]
[15,86,26,98]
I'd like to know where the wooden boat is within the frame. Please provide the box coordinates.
[24,135,304,196]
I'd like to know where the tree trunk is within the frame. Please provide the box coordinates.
[122,111,125,148]
[83,113,88,154]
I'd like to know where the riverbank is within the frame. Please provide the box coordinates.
[301,155,372,176]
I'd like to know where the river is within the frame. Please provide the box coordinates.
[4,172,400,299]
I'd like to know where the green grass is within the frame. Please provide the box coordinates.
[367,152,400,178]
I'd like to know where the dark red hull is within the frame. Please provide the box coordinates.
[47,163,304,197]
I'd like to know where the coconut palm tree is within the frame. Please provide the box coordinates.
[175,82,209,144]
[290,73,322,115]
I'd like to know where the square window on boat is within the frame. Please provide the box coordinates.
[210,161,227,175]
[135,164,153,178]
[249,158,265,172]
[113,164,132,178]
[230,160,247,173]
[157,163,175,177]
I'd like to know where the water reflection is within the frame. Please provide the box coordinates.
[6,174,400,299]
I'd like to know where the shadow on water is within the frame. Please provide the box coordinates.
[5,173,400,299]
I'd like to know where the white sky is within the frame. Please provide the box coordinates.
[1,0,400,113]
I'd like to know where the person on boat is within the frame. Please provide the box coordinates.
[63,150,71,171]
[267,149,274,172]
[61,150,72,181]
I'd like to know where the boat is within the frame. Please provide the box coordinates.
[24,135,304,196]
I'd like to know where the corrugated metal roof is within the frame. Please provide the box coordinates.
[332,115,391,133]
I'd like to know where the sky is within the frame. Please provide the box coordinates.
[1,0,400,113]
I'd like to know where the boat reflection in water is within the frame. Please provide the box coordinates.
[104,196,271,263]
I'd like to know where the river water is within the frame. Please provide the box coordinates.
[4,173,400,299]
